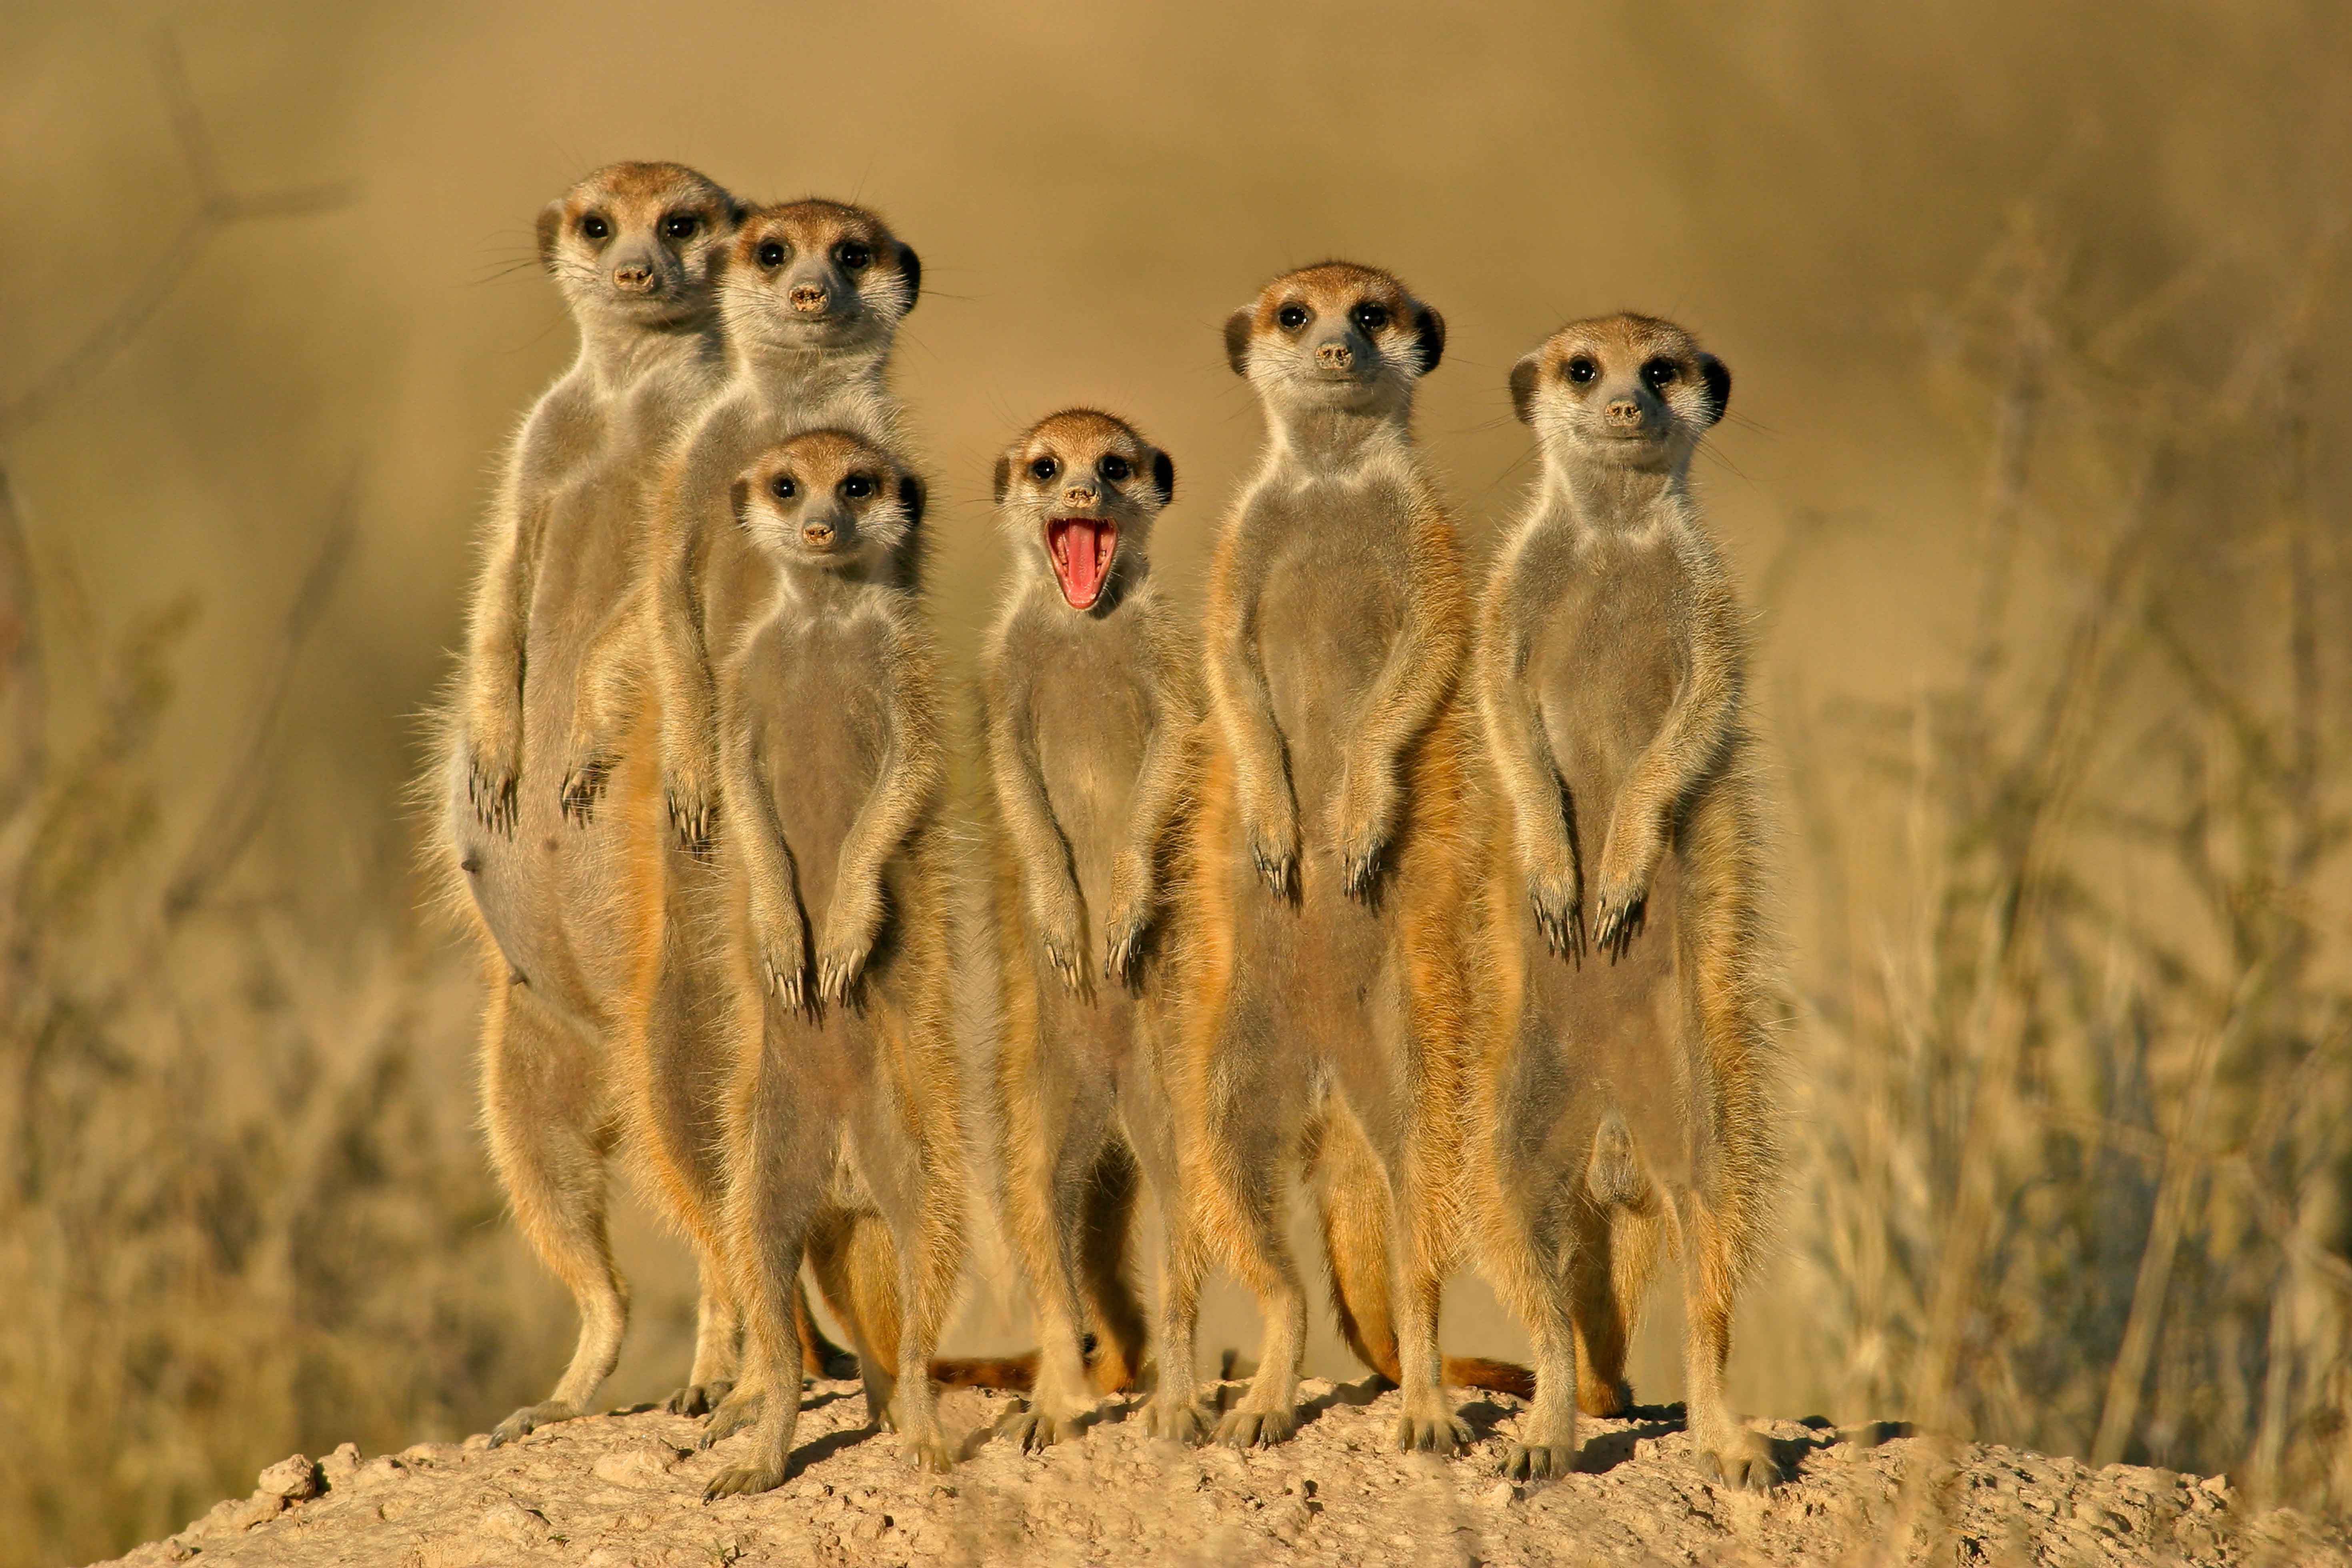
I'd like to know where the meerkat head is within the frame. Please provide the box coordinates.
[536,162,742,330]
[732,430,925,582]
[991,409,1175,614]
[720,199,920,358]
[1223,262,1445,419]
[1510,314,1730,476]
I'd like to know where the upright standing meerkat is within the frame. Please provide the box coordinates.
[432,160,745,1446]
[1471,314,1782,1488]
[556,198,920,1410]
[1177,262,1491,1455]
[978,409,1212,1450]
[696,429,968,1497]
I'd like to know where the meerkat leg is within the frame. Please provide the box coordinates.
[1196,998,1310,1448]
[856,1145,960,1472]
[1122,1089,1210,1444]
[1385,1097,1472,1456]
[1078,1140,1150,1395]
[1570,1200,1662,1416]
[1667,1186,1780,1489]
[1480,1037,1584,1478]
[998,1058,1117,1450]
[673,1261,740,1416]
[700,1030,831,1498]
[480,982,628,1446]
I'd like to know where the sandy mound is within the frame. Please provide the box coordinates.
[98,1377,2346,1567]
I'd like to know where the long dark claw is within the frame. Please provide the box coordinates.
[560,757,610,826]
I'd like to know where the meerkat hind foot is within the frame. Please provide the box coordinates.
[698,1388,765,1449]
[900,1428,957,1472]
[1394,1403,1471,1456]
[487,1398,584,1447]
[996,1398,1091,1452]
[1500,1437,1580,1482]
[1695,1424,1783,1491]
[1214,1403,1296,1450]
[702,1459,787,1500]
[1142,1392,1212,1446]
[666,1380,734,1418]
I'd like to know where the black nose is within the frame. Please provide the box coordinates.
[788,283,829,314]
[1315,340,1354,371]
[1605,398,1642,428]
[612,264,656,294]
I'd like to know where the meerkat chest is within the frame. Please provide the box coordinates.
[1530,532,1688,794]
[1022,619,1154,861]
[731,613,894,910]
[1250,480,1412,758]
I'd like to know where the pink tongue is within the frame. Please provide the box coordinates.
[1066,523,1098,600]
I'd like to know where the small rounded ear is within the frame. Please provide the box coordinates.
[1150,449,1175,506]
[1222,309,1255,376]
[726,200,749,229]
[1508,355,1542,424]
[1412,306,1446,375]
[896,244,922,312]
[898,473,926,528]
[992,453,1013,507]
[728,476,753,529]
[536,201,564,272]
[1699,354,1732,427]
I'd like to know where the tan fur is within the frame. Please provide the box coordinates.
[1172,262,1495,1455]
[546,199,920,1412]
[1470,314,1784,1488]
[976,410,1212,1450]
[693,430,969,1498]
[424,162,753,1445]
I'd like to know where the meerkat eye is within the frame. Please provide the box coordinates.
[579,214,610,241]
[1276,303,1309,332]
[840,473,876,499]
[1642,358,1679,390]
[770,474,796,500]
[1098,454,1131,484]
[756,240,787,270]
[662,212,700,240]
[1352,302,1390,333]
[835,241,873,271]
[1029,456,1059,483]
[1565,356,1598,384]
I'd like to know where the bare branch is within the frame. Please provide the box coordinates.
[161,470,359,921]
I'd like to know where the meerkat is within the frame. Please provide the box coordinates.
[552,198,921,1412]
[693,429,968,1497]
[430,160,754,1446]
[976,408,1215,1450]
[1174,261,1493,1456]
[1470,314,1782,1489]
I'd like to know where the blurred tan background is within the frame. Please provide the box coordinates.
[4,1,2349,1561]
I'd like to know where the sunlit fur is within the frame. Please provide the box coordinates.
[976,410,1212,1449]
[696,430,969,1498]
[420,161,745,1446]
[1471,312,1784,1489]
[1172,261,1524,1460]
[542,198,924,1411]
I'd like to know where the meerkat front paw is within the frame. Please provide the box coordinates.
[465,705,522,836]
[1242,798,1298,898]
[1524,840,1585,962]
[1330,763,1398,901]
[1030,883,1089,995]
[1591,822,1661,961]
[814,912,877,1005]
[662,739,716,854]
[559,752,612,826]
[759,936,811,1014]
[1101,900,1150,986]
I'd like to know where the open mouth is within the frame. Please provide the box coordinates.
[1045,517,1118,610]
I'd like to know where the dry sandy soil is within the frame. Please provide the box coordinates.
[99,1377,2347,1568]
